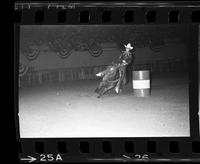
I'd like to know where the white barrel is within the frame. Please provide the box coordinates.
[132,70,151,97]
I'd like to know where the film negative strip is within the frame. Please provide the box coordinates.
[14,1,200,162]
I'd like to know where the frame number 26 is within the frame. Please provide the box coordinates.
[135,154,149,159]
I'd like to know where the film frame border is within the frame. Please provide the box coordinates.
[14,1,200,162]
[14,2,200,24]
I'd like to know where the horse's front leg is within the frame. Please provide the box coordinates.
[95,81,103,93]
[98,84,114,98]
[95,80,106,96]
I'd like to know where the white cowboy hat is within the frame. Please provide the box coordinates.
[124,43,133,50]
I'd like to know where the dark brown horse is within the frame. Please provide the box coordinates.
[95,62,127,98]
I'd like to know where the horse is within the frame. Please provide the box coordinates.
[95,62,127,98]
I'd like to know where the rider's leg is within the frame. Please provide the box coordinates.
[115,67,125,93]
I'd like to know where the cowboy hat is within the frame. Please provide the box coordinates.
[124,43,133,50]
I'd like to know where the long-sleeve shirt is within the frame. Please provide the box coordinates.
[119,51,132,66]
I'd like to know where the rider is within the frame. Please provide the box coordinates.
[115,43,133,93]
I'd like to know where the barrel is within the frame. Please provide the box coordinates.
[132,70,151,97]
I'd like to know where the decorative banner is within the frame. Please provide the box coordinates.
[49,38,73,59]
[57,48,73,59]
[58,39,73,59]
[88,41,103,57]
[25,49,40,61]
[19,63,29,77]
[21,41,40,61]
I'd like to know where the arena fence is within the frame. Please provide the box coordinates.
[19,58,188,88]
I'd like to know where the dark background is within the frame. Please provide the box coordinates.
[19,25,189,87]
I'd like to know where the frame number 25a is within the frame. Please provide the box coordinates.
[40,154,63,162]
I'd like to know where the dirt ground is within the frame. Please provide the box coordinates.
[18,72,190,138]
